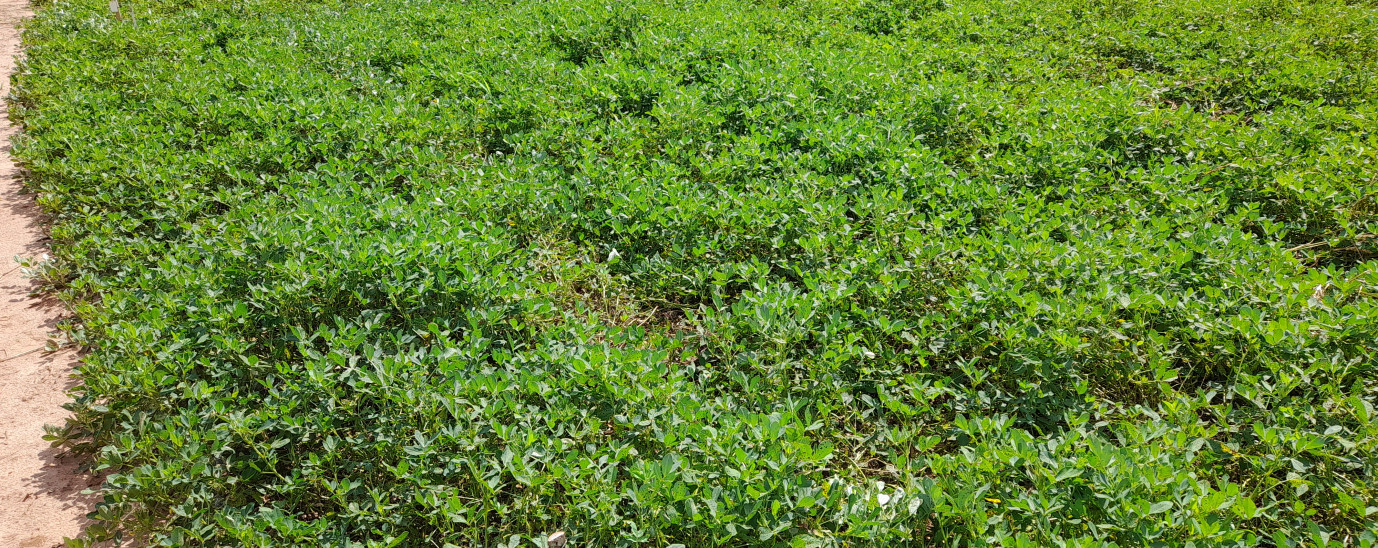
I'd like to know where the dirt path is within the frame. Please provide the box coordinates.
[0,0,100,546]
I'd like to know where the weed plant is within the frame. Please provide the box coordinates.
[9,0,1378,545]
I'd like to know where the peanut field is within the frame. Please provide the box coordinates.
[10,0,1378,545]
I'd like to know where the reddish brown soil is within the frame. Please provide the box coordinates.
[0,1,100,545]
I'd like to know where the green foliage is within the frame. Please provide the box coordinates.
[10,0,1378,545]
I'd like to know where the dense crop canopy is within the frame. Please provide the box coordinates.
[11,0,1378,545]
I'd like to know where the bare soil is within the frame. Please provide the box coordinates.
[0,1,100,546]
